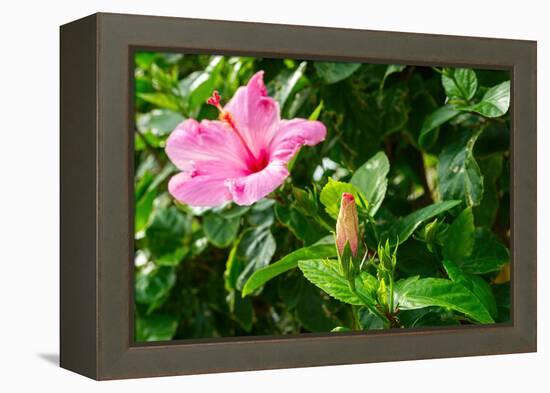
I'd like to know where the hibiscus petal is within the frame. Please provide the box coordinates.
[226,160,289,206]
[165,119,249,176]
[268,119,327,162]
[224,71,280,156]
[168,172,232,207]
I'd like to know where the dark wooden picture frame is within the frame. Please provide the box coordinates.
[60,12,537,380]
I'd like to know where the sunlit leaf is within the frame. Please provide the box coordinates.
[394,276,494,324]
[298,259,385,321]
[242,238,336,296]
[387,200,461,245]
[320,178,367,218]
[466,81,510,118]
[441,68,478,101]
[350,151,390,215]
[137,92,181,112]
[308,100,324,121]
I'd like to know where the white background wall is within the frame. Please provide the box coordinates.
[0,0,546,391]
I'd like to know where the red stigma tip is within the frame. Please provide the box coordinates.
[207,90,222,108]
[342,193,355,201]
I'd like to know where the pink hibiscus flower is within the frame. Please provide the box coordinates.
[165,71,327,207]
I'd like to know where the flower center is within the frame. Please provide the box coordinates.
[247,149,269,174]
[207,90,265,170]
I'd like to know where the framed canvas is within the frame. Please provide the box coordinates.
[60,12,537,380]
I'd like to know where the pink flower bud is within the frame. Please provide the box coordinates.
[336,193,359,257]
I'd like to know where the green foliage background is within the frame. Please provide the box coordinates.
[134,52,511,341]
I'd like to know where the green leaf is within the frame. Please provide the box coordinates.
[385,64,406,78]
[135,190,156,233]
[154,247,187,267]
[387,200,461,245]
[203,212,241,248]
[135,266,176,313]
[246,198,275,228]
[314,62,361,84]
[135,312,179,342]
[380,64,406,91]
[459,228,509,274]
[418,104,460,149]
[150,62,178,91]
[443,207,475,261]
[443,259,497,318]
[226,227,278,294]
[298,259,358,305]
[358,307,385,330]
[137,92,181,112]
[274,204,325,245]
[350,151,390,215]
[442,68,478,101]
[398,307,460,328]
[296,282,337,332]
[298,259,384,320]
[145,207,189,265]
[271,61,307,109]
[135,52,158,69]
[135,130,162,151]
[213,203,251,218]
[308,100,324,121]
[136,109,185,136]
[242,238,336,296]
[227,290,253,332]
[394,277,494,324]
[397,239,440,277]
[474,154,504,227]
[474,123,509,156]
[179,56,224,112]
[224,239,243,291]
[292,186,318,216]
[277,271,304,310]
[467,81,510,118]
[438,130,483,207]
[320,178,366,218]
[235,228,277,291]
[331,326,352,333]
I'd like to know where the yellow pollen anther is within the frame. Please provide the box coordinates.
[219,111,238,131]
